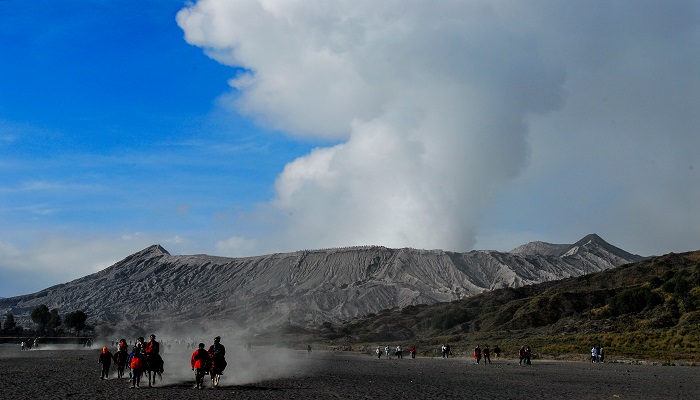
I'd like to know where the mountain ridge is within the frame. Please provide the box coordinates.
[0,234,645,333]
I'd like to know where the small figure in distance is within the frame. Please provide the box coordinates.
[409,345,416,359]
[376,347,382,359]
[483,345,491,364]
[524,346,532,366]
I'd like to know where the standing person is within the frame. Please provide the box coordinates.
[385,345,391,359]
[483,345,491,364]
[396,345,403,359]
[21,341,25,351]
[519,346,526,366]
[307,344,312,356]
[409,346,416,359]
[191,343,211,389]
[493,345,501,359]
[98,346,113,379]
[376,347,382,359]
[524,346,532,366]
[591,346,598,363]
[599,347,605,363]
[441,344,448,358]
[474,345,482,364]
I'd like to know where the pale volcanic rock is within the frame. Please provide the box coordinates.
[0,234,643,330]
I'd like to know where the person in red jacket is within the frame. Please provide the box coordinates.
[128,344,146,388]
[191,343,211,389]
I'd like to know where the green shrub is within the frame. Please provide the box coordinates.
[607,287,662,316]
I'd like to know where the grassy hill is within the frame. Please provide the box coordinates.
[318,250,700,362]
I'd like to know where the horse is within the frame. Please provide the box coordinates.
[209,357,227,387]
[113,350,129,379]
[144,353,164,387]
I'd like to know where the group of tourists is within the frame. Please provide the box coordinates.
[375,345,416,359]
[20,338,39,350]
[190,335,227,389]
[472,344,503,364]
[97,334,164,387]
[518,346,532,366]
[591,345,605,363]
[96,334,226,389]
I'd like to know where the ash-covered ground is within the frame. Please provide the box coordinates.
[1,343,698,399]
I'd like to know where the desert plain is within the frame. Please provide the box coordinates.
[1,343,699,399]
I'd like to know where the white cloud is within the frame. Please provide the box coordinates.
[178,0,700,255]
[215,235,258,257]
[0,233,162,296]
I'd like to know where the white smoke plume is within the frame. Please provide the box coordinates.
[177,0,565,252]
[177,1,700,255]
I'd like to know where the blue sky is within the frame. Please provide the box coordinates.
[1,0,699,297]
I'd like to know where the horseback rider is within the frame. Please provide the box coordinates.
[208,336,226,360]
[208,336,227,376]
[144,334,160,354]
[144,334,164,374]
[133,336,145,353]
[191,343,210,389]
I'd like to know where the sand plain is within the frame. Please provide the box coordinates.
[1,343,698,399]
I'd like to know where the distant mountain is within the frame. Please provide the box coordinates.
[332,250,700,360]
[0,234,644,333]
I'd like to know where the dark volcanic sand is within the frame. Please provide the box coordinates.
[1,344,698,399]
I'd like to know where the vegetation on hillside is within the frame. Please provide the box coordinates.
[320,251,700,361]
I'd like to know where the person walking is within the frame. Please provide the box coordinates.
[191,343,211,389]
[98,346,113,379]
[128,344,146,388]
[483,345,491,364]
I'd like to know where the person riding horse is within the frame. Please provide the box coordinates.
[208,336,227,384]
[143,334,164,386]
[144,334,164,373]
